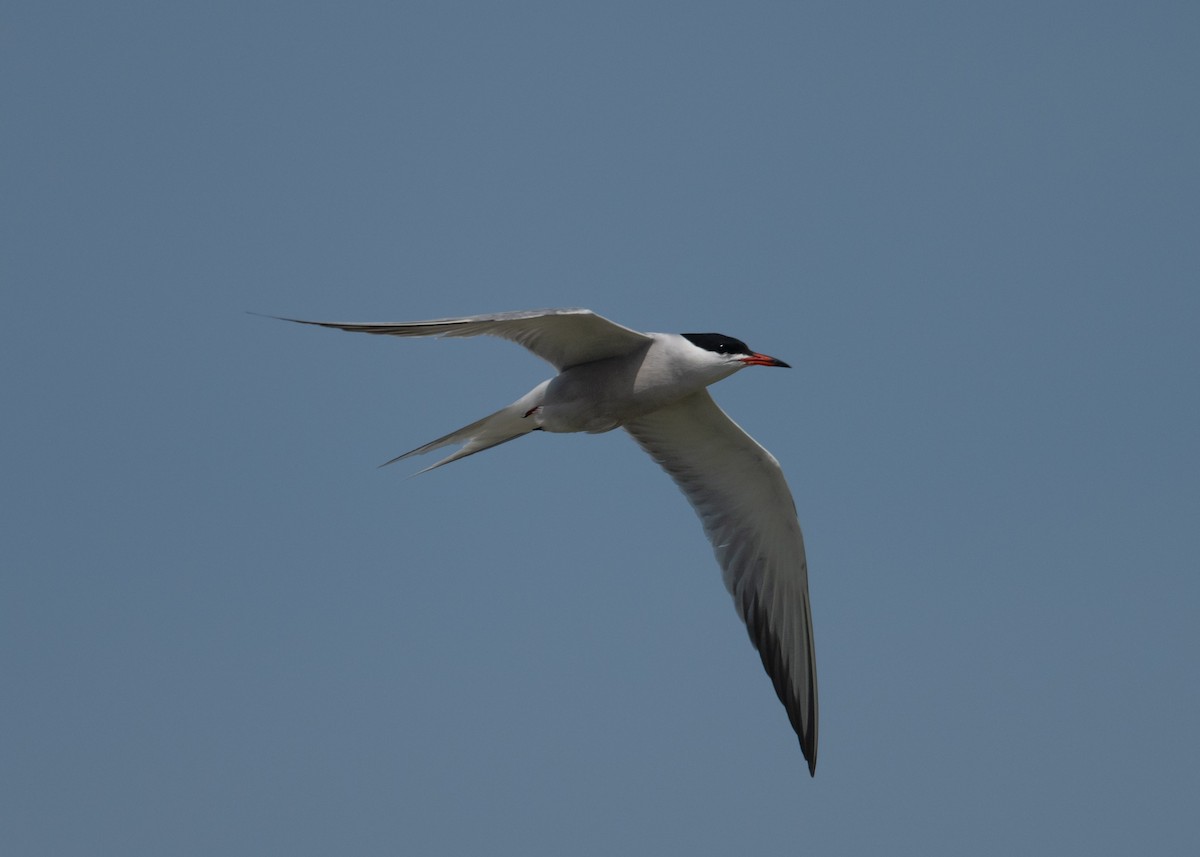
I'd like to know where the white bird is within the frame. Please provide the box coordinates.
[272,307,818,775]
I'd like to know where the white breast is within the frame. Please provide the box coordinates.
[536,334,740,433]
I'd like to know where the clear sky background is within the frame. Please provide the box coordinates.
[4,2,1198,854]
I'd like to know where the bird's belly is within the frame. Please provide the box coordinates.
[536,402,624,434]
[535,349,706,434]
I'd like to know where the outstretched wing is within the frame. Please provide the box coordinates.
[263,307,651,370]
[624,390,818,775]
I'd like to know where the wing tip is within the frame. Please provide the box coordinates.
[247,311,339,329]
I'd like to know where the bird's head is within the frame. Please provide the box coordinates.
[680,333,791,374]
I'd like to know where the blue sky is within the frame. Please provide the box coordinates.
[4,2,1198,854]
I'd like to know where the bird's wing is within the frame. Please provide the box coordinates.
[264,308,652,370]
[624,390,818,775]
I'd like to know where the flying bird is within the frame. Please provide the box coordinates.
[272,307,818,775]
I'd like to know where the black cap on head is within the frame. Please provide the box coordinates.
[681,333,752,356]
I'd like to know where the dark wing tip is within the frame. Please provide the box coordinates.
[745,597,818,776]
[247,311,324,327]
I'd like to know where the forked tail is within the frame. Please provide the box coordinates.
[383,380,549,473]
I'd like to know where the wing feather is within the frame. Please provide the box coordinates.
[263,308,651,370]
[624,390,818,774]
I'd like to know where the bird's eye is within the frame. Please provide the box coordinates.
[681,333,750,357]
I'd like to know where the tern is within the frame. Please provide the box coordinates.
[272,307,818,774]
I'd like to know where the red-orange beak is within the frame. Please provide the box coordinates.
[739,352,791,368]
